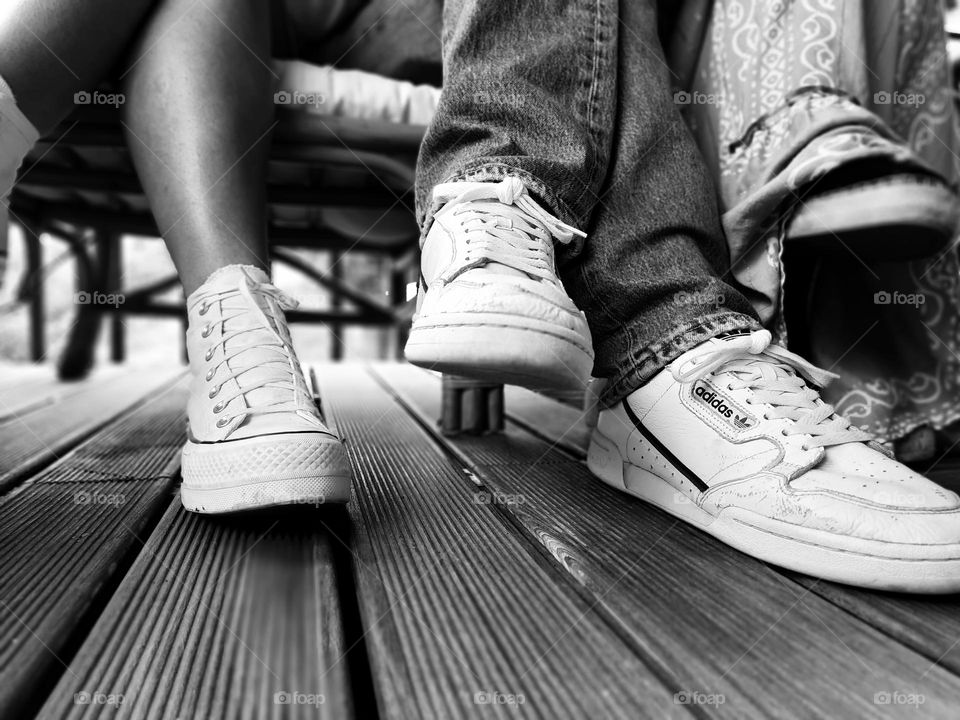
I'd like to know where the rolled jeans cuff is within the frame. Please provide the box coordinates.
[599,311,761,406]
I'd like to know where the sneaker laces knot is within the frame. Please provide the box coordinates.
[672,329,872,449]
[199,274,322,434]
[433,178,586,282]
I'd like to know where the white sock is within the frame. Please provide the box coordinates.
[0,74,39,199]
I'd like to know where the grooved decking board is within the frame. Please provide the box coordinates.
[374,364,960,719]
[502,385,591,456]
[0,380,188,719]
[39,501,353,720]
[0,366,126,422]
[0,366,185,493]
[315,365,685,719]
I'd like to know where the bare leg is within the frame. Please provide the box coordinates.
[0,0,157,134]
[122,0,274,295]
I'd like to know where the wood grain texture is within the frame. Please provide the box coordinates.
[0,366,184,493]
[375,364,960,719]
[0,381,188,719]
[39,501,353,720]
[316,364,685,719]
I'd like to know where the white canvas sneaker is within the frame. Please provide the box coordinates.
[587,329,960,593]
[404,178,594,391]
[180,265,351,513]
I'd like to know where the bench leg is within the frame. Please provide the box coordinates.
[22,221,45,362]
[102,232,125,363]
[57,229,102,380]
[440,374,505,436]
[330,250,344,361]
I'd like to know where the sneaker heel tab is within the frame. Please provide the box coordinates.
[584,379,606,430]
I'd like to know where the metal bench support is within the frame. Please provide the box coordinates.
[440,374,505,436]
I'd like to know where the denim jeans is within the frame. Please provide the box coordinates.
[416,0,760,405]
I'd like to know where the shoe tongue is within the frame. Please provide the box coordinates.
[211,272,304,420]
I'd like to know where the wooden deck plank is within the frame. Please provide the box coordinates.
[38,501,354,720]
[374,364,960,719]
[315,364,686,719]
[0,365,185,493]
[0,361,52,393]
[789,576,960,674]
[502,384,592,457]
[0,379,188,719]
[0,366,126,422]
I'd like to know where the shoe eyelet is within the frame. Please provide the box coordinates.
[201,323,213,338]
[801,445,810,452]
[208,385,219,399]
[780,428,788,436]
[216,417,230,428]
[205,348,215,362]
[212,401,225,414]
[199,303,209,316]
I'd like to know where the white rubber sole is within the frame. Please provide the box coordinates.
[405,311,593,391]
[180,432,352,514]
[587,428,960,593]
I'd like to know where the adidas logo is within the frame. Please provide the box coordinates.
[693,382,756,431]
[694,384,735,418]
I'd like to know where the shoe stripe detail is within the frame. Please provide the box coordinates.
[621,399,709,493]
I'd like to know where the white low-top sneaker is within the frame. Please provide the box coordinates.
[587,329,960,593]
[405,178,594,391]
[180,265,351,513]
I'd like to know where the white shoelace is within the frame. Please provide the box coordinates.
[672,329,871,449]
[199,275,322,432]
[433,177,586,282]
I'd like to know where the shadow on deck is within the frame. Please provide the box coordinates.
[2,361,960,719]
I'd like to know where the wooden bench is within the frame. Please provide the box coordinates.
[3,362,960,718]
